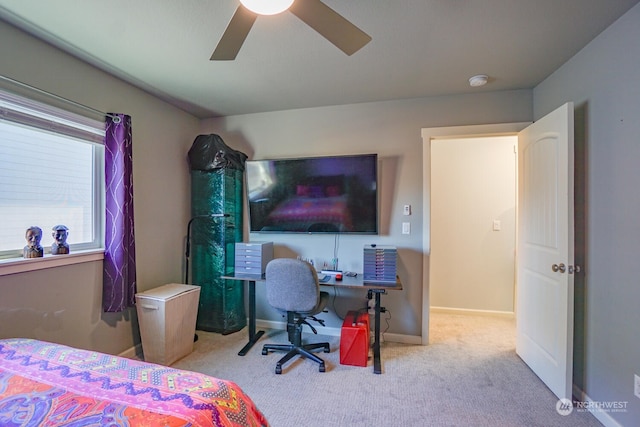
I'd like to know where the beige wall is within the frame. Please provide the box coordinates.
[430,136,516,313]
[0,20,199,355]
[200,94,531,337]
[0,16,533,350]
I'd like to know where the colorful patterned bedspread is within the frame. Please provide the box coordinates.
[0,338,268,427]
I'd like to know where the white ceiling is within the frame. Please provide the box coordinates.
[1,0,638,118]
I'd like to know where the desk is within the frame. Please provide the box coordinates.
[221,273,265,356]
[321,275,402,374]
[222,273,402,374]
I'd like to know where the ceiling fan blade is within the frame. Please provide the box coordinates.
[289,0,371,55]
[211,6,257,60]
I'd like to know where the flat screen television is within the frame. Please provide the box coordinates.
[246,153,378,234]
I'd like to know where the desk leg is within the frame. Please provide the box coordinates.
[373,290,382,374]
[238,280,265,356]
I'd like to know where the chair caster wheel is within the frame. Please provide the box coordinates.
[319,364,326,373]
[261,349,268,355]
[275,365,282,374]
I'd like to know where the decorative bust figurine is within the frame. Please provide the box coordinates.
[51,225,70,255]
[23,226,44,258]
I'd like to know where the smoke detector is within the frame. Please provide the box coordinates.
[469,74,489,87]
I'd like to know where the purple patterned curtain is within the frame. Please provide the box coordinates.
[103,113,137,312]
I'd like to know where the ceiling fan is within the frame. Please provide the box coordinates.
[211,0,371,60]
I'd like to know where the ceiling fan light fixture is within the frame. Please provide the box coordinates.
[469,74,489,87]
[239,0,295,15]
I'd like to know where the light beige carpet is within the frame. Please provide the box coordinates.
[172,312,602,427]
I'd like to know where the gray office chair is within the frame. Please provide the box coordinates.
[261,258,331,373]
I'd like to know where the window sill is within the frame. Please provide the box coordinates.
[0,249,104,277]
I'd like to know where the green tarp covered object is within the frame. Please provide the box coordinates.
[188,134,247,334]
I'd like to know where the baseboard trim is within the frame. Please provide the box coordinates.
[572,384,624,427]
[430,306,515,319]
[256,319,422,344]
[383,332,422,345]
[118,343,143,359]
[257,319,341,337]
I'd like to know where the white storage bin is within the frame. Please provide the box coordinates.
[135,283,200,365]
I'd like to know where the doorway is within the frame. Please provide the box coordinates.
[421,123,529,345]
[430,135,517,314]
[422,106,575,400]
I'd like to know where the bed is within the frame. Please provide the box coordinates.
[0,338,268,426]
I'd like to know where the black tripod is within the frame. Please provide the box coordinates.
[184,213,229,284]
[184,214,229,342]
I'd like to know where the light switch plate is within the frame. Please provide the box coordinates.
[402,222,410,234]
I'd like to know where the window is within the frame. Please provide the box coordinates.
[0,89,105,260]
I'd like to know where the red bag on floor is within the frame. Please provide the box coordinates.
[340,310,370,367]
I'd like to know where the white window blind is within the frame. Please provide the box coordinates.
[0,88,105,259]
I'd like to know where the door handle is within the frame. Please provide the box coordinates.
[551,263,566,273]
[568,265,582,274]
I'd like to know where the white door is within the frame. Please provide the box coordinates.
[516,102,574,400]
